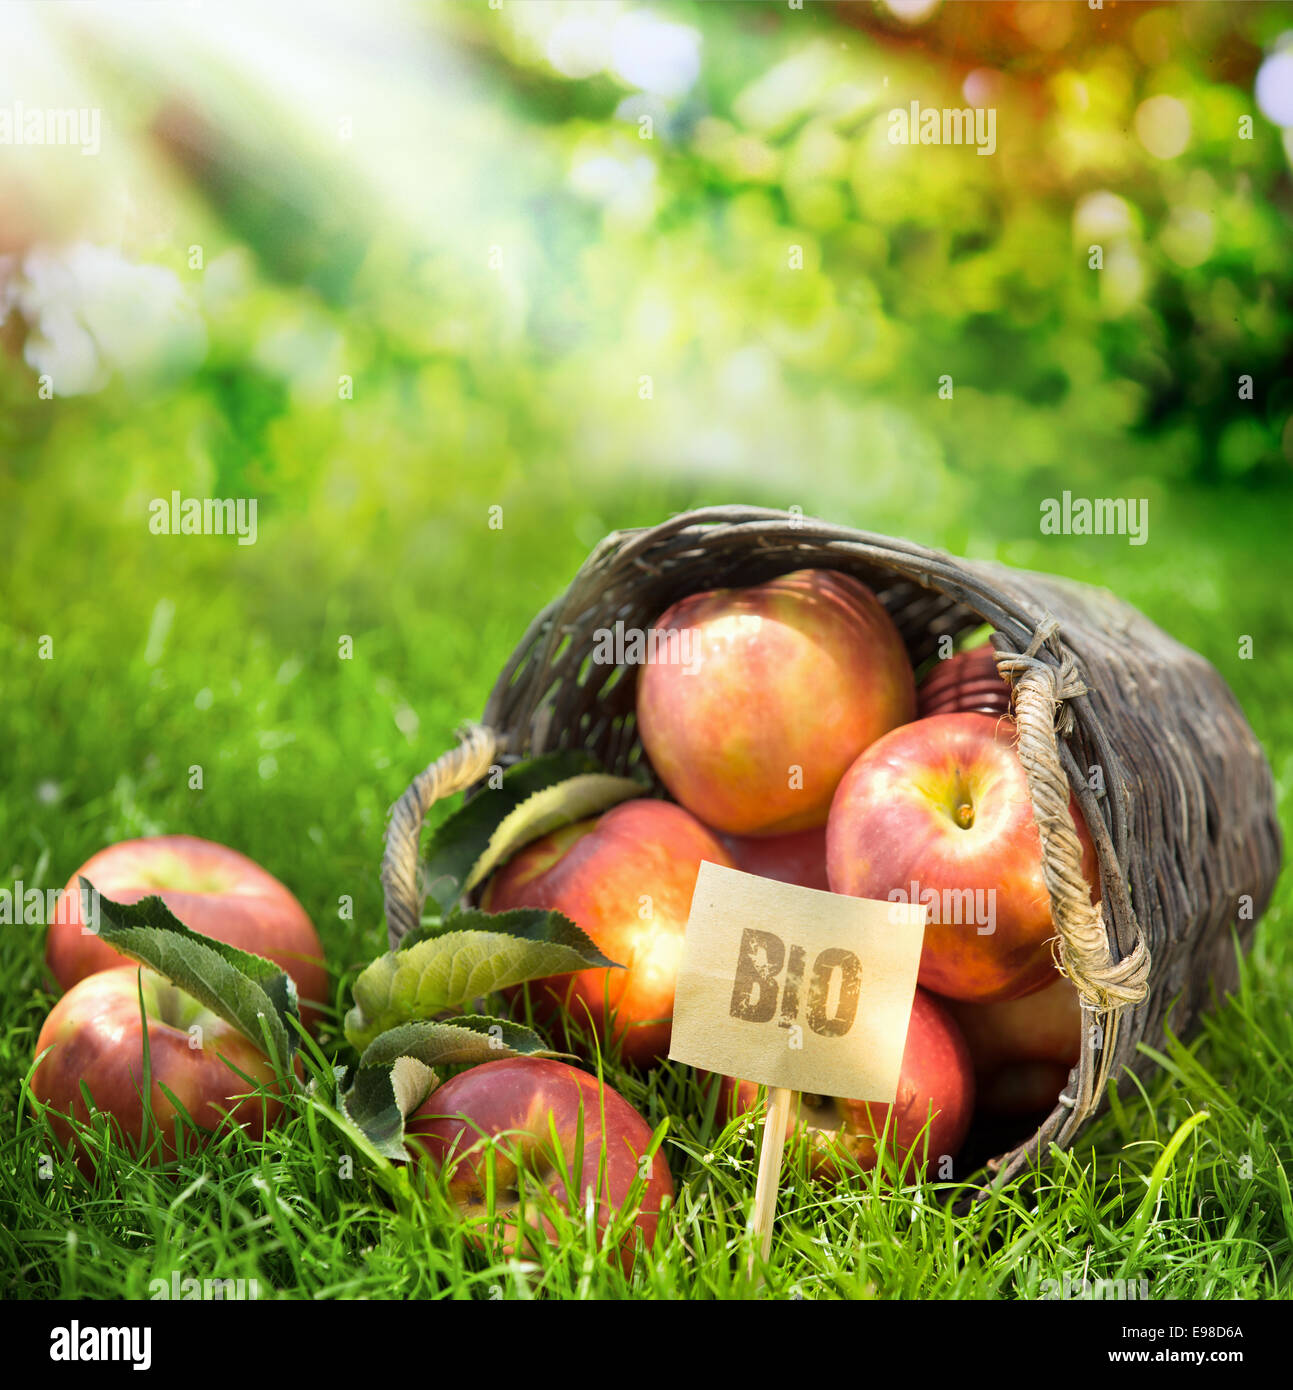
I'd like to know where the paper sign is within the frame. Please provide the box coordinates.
[668,861,927,1103]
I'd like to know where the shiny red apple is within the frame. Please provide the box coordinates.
[45,835,328,1027]
[32,964,283,1173]
[482,799,733,1066]
[827,713,1101,1003]
[637,569,915,835]
[917,643,1012,719]
[406,1057,673,1269]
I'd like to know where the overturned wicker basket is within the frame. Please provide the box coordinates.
[381,506,1282,1189]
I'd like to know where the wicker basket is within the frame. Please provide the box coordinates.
[381,506,1282,1189]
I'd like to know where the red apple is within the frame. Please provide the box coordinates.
[637,569,915,835]
[944,973,1083,1115]
[406,1057,673,1269]
[32,964,283,1173]
[482,799,733,1066]
[718,826,830,892]
[714,988,974,1178]
[917,644,1011,719]
[45,835,328,1027]
[826,713,1101,1003]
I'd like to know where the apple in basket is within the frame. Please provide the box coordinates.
[917,643,1012,719]
[827,713,1101,1003]
[636,569,915,836]
[944,974,1084,1115]
[482,799,733,1065]
[717,826,830,892]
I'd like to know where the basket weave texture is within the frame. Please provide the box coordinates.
[382,506,1282,1188]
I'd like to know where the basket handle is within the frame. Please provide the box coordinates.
[996,625,1150,1011]
[381,723,499,948]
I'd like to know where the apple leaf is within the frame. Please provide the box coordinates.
[337,1057,439,1161]
[357,1015,570,1070]
[344,907,621,1051]
[462,773,647,897]
[84,879,298,1065]
[339,1017,567,1160]
[419,750,609,913]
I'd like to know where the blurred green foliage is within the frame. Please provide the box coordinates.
[2,0,1290,551]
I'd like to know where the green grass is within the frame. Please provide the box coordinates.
[1,477,1290,1300]
[6,985,1291,1300]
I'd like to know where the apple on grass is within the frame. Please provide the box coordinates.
[482,799,734,1067]
[405,1057,672,1270]
[713,988,974,1179]
[45,835,328,1027]
[827,713,1102,1004]
[944,973,1084,1115]
[32,964,283,1174]
[637,569,915,836]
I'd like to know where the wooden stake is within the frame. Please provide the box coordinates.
[748,1085,793,1280]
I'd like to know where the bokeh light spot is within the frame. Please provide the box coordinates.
[610,12,700,99]
[1013,1,1074,52]
[962,68,1002,108]
[1073,190,1136,245]
[1161,205,1215,269]
[546,18,610,81]
[1135,94,1191,159]
[882,0,940,25]
[1255,51,1293,128]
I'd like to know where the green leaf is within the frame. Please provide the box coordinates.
[419,750,607,913]
[337,1057,439,1162]
[340,1018,569,1160]
[344,907,621,1051]
[85,880,299,1064]
[463,773,646,895]
[357,1015,569,1070]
